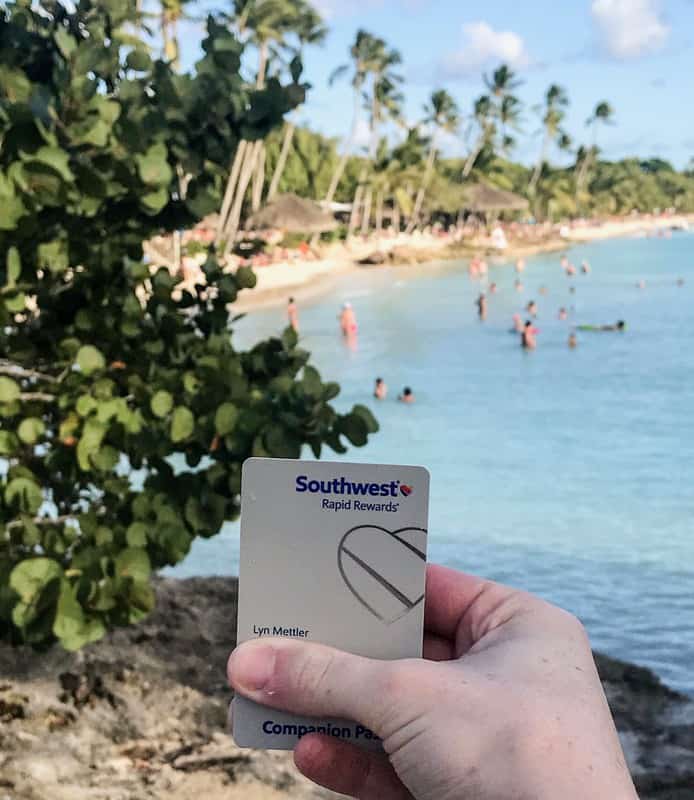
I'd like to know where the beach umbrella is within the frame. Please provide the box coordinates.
[462,183,529,213]
[247,193,338,233]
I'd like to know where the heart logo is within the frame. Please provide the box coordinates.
[400,484,413,497]
[337,525,427,624]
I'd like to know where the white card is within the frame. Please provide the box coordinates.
[232,458,430,751]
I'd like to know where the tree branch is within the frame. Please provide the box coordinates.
[6,514,74,533]
[0,361,59,384]
[19,392,56,402]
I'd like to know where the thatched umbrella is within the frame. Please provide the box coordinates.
[462,183,529,213]
[247,193,337,233]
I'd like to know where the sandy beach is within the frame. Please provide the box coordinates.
[227,212,693,312]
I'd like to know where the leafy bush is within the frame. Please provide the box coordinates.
[0,0,377,650]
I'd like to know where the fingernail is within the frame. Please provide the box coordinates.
[229,642,276,693]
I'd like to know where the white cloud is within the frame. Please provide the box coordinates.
[443,21,531,76]
[591,0,670,59]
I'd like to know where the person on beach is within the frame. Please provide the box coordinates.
[526,300,538,317]
[515,257,526,273]
[568,331,578,348]
[521,320,537,349]
[399,387,415,403]
[227,564,639,800]
[339,302,358,338]
[374,377,387,400]
[287,297,299,332]
[558,307,568,320]
[476,293,487,320]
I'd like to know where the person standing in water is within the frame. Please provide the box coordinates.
[526,300,538,317]
[515,258,526,273]
[476,292,487,320]
[374,377,387,400]
[521,320,537,350]
[399,387,415,403]
[568,331,578,348]
[512,313,524,333]
[287,297,299,332]
[558,307,568,320]
[339,302,357,337]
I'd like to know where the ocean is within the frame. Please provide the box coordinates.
[170,232,694,696]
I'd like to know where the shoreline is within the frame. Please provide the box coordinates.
[232,213,693,313]
[1,575,692,800]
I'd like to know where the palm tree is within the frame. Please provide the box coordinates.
[406,89,460,233]
[266,5,327,201]
[575,101,614,199]
[160,0,190,68]
[484,63,523,98]
[498,94,523,154]
[528,84,569,194]
[462,95,495,177]
[320,30,392,209]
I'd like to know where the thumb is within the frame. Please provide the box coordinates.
[227,637,402,736]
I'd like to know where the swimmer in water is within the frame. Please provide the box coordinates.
[515,258,526,274]
[568,331,577,348]
[399,386,415,404]
[476,292,487,320]
[521,320,537,350]
[566,263,577,276]
[489,282,498,294]
[637,280,646,289]
[677,277,685,286]
[526,300,538,317]
[512,313,524,333]
[374,377,387,400]
[515,279,524,292]
[581,261,591,274]
[558,307,568,321]
[560,255,569,271]
[287,297,299,332]
[578,320,626,332]
[339,302,358,337]
[538,285,548,295]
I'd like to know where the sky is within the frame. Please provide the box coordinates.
[180,0,694,169]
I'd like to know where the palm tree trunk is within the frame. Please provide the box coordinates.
[256,42,268,90]
[462,135,484,178]
[348,183,364,238]
[216,140,248,246]
[406,144,437,233]
[323,88,361,205]
[375,190,384,235]
[360,187,373,236]
[222,140,263,258]
[392,202,400,233]
[251,144,265,212]
[529,133,549,194]
[267,121,295,202]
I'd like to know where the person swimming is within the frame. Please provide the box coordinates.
[526,300,538,317]
[511,313,524,333]
[581,260,591,274]
[521,320,537,350]
[558,307,568,321]
[374,377,387,400]
[515,258,526,273]
[515,279,524,292]
[568,331,577,348]
[489,282,498,293]
[399,386,415,404]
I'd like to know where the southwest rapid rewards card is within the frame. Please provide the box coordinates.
[232,458,430,751]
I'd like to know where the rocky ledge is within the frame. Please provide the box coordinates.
[1,576,692,799]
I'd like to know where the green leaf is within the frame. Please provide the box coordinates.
[235,265,256,289]
[76,395,97,417]
[150,390,173,418]
[10,558,62,603]
[338,414,369,447]
[91,445,119,472]
[126,522,148,547]
[125,48,152,72]
[18,417,45,445]
[170,406,194,442]
[352,404,379,434]
[76,418,107,471]
[37,239,69,274]
[140,187,169,214]
[115,548,151,582]
[4,291,26,312]
[6,247,20,287]
[0,376,20,402]
[53,580,105,651]
[214,402,238,435]
[26,146,74,182]
[5,477,43,513]
[183,372,201,394]
[302,366,322,397]
[54,27,77,59]
[0,430,19,454]
[76,345,106,375]
[136,142,173,187]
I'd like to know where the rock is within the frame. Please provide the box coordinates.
[358,250,388,265]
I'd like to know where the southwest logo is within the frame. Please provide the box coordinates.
[400,484,413,497]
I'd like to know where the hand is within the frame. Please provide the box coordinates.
[227,564,638,800]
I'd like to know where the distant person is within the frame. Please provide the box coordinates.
[515,279,524,292]
[469,255,481,278]
[677,277,685,286]
[489,282,498,294]
[399,387,415,404]
[287,297,299,332]
[521,320,537,350]
[560,255,569,271]
[637,280,646,289]
[515,258,526,273]
[568,331,578,348]
[374,377,387,400]
[538,285,548,295]
[569,286,576,294]
[479,258,488,276]
[512,313,524,333]
[558,307,568,321]
[476,292,487,320]
[526,300,538,317]
[581,260,591,274]
[339,302,357,337]
[566,263,577,277]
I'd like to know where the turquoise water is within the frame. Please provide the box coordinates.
[171,233,694,695]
